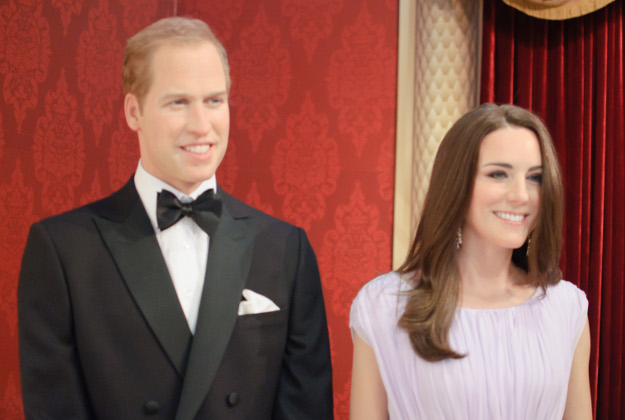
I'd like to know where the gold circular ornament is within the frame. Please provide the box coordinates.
[502,0,615,20]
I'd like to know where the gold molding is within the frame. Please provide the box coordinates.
[393,0,417,269]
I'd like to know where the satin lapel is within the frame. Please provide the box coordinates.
[94,198,192,376]
[175,204,254,420]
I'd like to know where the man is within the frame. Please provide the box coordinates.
[18,17,333,419]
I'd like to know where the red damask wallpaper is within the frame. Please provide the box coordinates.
[0,0,398,418]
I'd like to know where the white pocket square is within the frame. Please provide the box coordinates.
[238,289,280,316]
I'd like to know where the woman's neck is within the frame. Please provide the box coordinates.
[456,241,534,309]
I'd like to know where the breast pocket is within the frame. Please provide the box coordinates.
[231,309,288,364]
[236,309,285,329]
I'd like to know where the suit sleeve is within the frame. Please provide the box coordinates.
[18,222,95,419]
[272,228,333,420]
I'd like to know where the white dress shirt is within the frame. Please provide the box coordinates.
[134,161,217,334]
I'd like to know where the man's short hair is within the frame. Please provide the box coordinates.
[122,17,231,106]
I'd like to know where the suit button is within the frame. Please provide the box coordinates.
[226,392,239,407]
[144,400,160,415]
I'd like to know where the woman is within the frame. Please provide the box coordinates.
[350,104,591,419]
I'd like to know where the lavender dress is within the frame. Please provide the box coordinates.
[350,272,588,420]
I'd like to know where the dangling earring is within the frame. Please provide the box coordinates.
[526,235,531,256]
[456,227,463,249]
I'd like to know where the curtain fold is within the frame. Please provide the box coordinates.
[481,0,624,417]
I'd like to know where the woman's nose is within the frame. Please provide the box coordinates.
[507,177,529,203]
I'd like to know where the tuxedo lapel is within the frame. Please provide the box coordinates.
[94,182,192,376]
[175,201,254,420]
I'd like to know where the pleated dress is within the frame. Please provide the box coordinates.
[350,272,588,420]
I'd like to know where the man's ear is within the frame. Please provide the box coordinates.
[124,93,141,132]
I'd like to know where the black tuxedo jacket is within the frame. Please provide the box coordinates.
[18,179,333,419]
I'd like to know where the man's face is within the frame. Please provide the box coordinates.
[125,41,229,195]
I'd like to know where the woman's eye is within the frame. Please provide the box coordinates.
[528,173,543,184]
[488,171,507,179]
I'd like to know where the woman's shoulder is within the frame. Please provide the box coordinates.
[538,280,589,352]
[543,279,588,306]
[350,272,411,345]
[535,280,589,335]
[354,271,412,303]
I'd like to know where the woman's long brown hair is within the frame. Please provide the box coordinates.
[397,103,564,361]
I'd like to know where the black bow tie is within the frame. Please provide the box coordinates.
[156,189,222,236]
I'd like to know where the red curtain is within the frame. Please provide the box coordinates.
[481,0,625,417]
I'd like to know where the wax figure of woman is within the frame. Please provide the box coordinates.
[350,103,592,419]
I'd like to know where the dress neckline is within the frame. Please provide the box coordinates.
[396,271,546,312]
[458,286,543,312]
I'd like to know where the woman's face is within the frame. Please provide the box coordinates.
[463,127,543,251]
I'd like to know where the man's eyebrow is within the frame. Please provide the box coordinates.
[159,92,187,102]
[160,90,228,100]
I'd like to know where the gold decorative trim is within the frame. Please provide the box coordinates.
[393,0,481,270]
[502,0,615,20]
[393,0,417,269]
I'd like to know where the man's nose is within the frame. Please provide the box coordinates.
[187,103,211,135]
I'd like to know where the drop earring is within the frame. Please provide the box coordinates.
[456,227,462,249]
[526,235,531,256]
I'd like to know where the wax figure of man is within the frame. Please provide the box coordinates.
[18,17,333,420]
